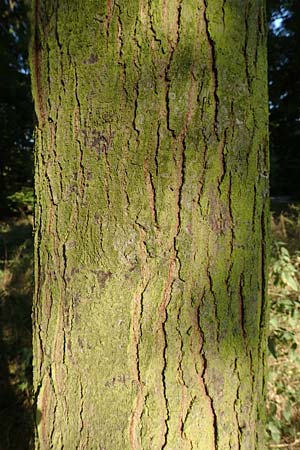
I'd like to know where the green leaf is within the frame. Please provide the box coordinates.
[267,421,281,443]
[281,247,290,258]
[283,402,292,421]
[287,277,298,291]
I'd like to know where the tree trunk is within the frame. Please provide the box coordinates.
[30,1,269,449]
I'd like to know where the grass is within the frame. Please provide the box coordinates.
[0,207,300,449]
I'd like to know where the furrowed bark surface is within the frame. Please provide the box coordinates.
[30,1,269,449]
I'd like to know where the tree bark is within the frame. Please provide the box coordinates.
[30,1,269,449]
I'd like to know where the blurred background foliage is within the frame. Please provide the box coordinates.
[0,1,299,449]
[0,0,33,217]
[268,207,300,449]
[268,0,300,200]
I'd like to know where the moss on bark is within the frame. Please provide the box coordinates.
[30,1,269,449]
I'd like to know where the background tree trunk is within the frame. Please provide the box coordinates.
[30,1,269,449]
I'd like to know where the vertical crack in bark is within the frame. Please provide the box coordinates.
[162,0,167,22]
[201,351,219,450]
[245,119,256,183]
[76,378,84,449]
[105,0,114,42]
[221,0,226,29]
[121,160,131,216]
[174,136,185,282]
[175,61,195,278]
[251,184,258,233]
[154,121,160,177]
[176,304,192,448]
[116,8,129,102]
[196,78,209,208]
[238,274,247,340]
[248,350,256,413]
[258,207,268,402]
[129,228,149,450]
[253,9,260,72]
[148,0,162,46]
[132,15,142,141]
[233,359,242,450]
[197,272,219,449]
[62,242,67,291]
[206,243,220,343]
[243,0,252,94]
[54,0,65,122]
[73,57,81,117]
[159,257,176,449]
[120,137,132,216]
[164,44,197,444]
[103,147,112,209]
[43,209,55,342]
[196,144,207,212]
[217,132,227,196]
[44,164,58,206]
[61,242,68,365]
[228,171,235,252]
[46,41,52,114]
[202,0,219,136]
[132,62,142,181]
[50,1,64,202]
[165,0,182,136]
[180,395,196,449]
[165,70,175,136]
[145,170,159,228]
[156,13,186,442]
[259,211,267,332]
[48,366,58,449]
[35,193,44,379]
[72,62,86,208]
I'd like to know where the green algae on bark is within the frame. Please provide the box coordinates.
[30,1,269,448]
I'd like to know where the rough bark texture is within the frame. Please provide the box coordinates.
[30,1,269,449]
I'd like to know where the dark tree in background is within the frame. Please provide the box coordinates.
[0,0,33,214]
[268,0,300,199]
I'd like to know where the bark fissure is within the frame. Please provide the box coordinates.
[73,64,86,206]
[146,170,158,228]
[202,351,219,450]
[129,228,149,450]
[148,0,162,46]
[154,121,160,177]
[202,0,219,135]
[116,11,129,102]
[243,0,252,93]
[232,360,241,450]
[76,380,84,449]
[180,394,196,449]
[206,248,220,343]
[165,1,182,136]
[238,274,247,341]
[106,0,114,42]
[221,0,226,28]
[122,160,131,215]
[159,259,176,449]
